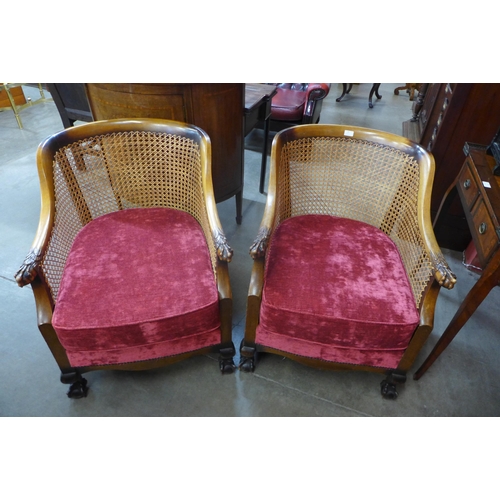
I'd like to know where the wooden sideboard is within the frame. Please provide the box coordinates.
[86,83,245,223]
[403,84,500,250]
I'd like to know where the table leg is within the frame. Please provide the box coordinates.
[369,84,381,108]
[414,250,500,380]
[235,190,242,225]
[336,83,352,102]
[259,114,271,194]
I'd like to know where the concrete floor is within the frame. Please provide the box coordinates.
[1,83,500,416]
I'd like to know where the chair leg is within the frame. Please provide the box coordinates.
[380,371,406,400]
[219,343,236,374]
[60,371,89,399]
[238,340,256,372]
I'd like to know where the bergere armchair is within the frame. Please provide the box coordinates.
[16,119,235,398]
[239,124,456,398]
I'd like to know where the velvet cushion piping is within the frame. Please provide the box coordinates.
[52,207,221,367]
[256,215,420,369]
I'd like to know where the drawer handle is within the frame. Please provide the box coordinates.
[479,222,487,234]
[463,179,471,189]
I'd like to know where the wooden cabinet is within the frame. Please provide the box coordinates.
[0,85,26,107]
[403,83,500,249]
[86,83,245,222]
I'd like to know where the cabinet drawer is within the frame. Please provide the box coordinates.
[0,86,27,108]
[457,160,479,209]
[471,199,499,265]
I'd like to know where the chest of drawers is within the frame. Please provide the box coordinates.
[457,149,500,266]
[403,84,500,250]
[415,146,500,379]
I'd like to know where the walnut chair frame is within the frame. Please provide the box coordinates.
[239,124,456,398]
[16,119,235,398]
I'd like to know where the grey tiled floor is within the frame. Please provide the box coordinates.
[1,83,500,416]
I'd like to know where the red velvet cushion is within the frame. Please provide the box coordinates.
[256,215,420,369]
[52,207,221,367]
[271,88,307,121]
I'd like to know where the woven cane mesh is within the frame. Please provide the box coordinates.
[274,136,434,306]
[41,131,216,301]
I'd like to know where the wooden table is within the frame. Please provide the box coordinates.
[414,145,500,379]
[244,84,277,193]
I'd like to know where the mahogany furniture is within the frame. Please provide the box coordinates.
[402,84,500,250]
[336,83,382,108]
[47,83,93,127]
[85,83,246,223]
[244,84,278,193]
[15,119,235,398]
[415,145,500,379]
[239,124,456,398]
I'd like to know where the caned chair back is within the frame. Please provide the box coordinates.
[268,124,436,307]
[37,119,217,302]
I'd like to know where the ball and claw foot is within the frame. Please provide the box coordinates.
[380,371,406,399]
[67,377,89,399]
[380,379,398,400]
[219,345,236,374]
[239,357,255,373]
[219,357,236,374]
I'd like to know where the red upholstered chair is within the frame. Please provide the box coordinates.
[239,124,457,398]
[267,83,330,131]
[15,119,235,398]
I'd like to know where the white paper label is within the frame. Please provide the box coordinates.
[344,130,354,137]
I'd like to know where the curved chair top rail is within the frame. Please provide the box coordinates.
[272,123,432,164]
[38,118,212,157]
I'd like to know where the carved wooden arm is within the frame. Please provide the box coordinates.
[213,228,233,262]
[15,141,56,289]
[429,250,457,290]
[15,249,44,287]
[419,201,456,289]
[413,146,457,291]
[249,226,272,260]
